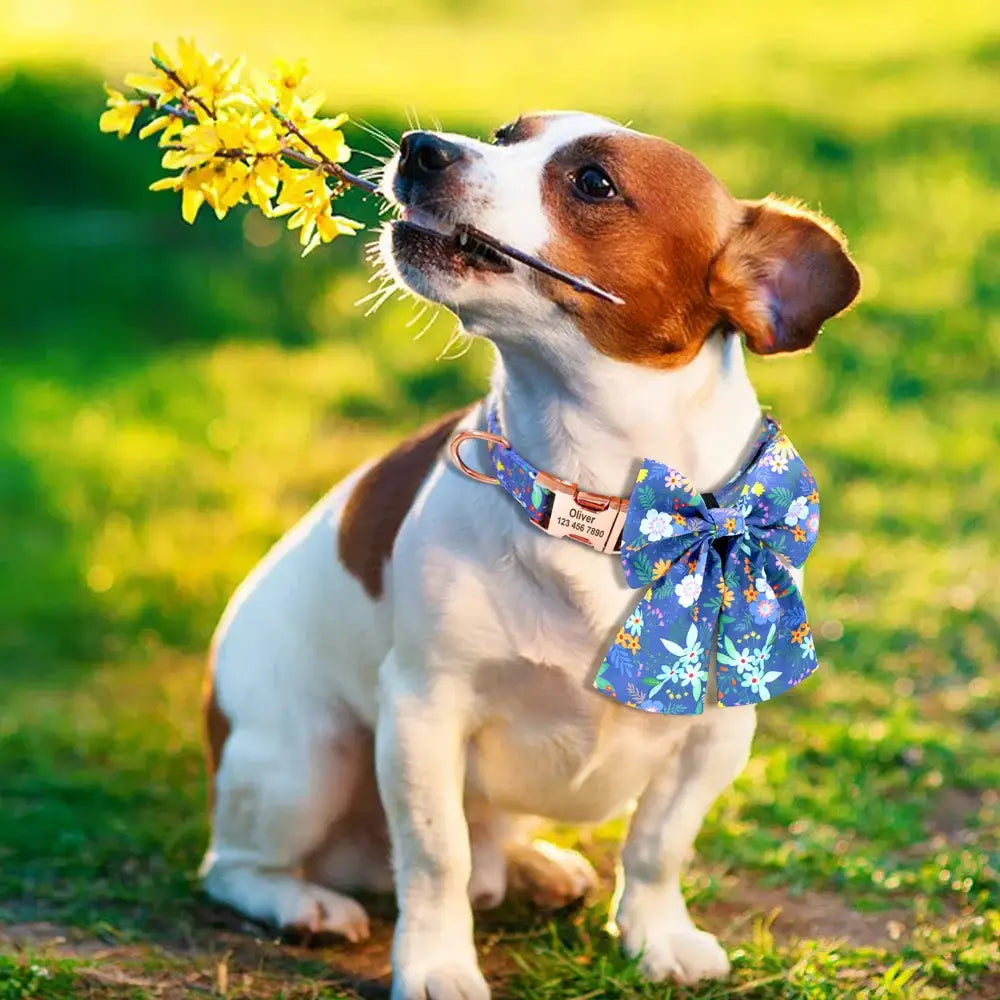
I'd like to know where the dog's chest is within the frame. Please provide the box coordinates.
[464,533,689,822]
[467,658,689,822]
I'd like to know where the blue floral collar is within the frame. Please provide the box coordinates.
[449,407,821,715]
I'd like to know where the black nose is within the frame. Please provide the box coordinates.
[398,131,463,182]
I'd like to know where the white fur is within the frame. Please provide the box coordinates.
[203,113,767,999]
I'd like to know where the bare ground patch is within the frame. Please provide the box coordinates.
[1,873,916,1000]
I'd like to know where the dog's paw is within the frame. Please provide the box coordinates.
[506,839,598,909]
[276,882,370,943]
[391,957,490,1000]
[621,924,730,984]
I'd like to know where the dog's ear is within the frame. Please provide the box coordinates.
[708,196,860,355]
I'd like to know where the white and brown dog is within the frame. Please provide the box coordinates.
[201,112,859,999]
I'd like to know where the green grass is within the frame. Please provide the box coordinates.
[1,2,999,997]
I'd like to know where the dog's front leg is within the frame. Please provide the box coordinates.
[612,706,756,986]
[376,648,489,1000]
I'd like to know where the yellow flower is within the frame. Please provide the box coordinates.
[716,578,734,609]
[106,39,362,252]
[636,468,648,484]
[300,115,351,164]
[620,632,640,653]
[272,168,362,254]
[202,161,252,220]
[99,87,142,138]
[137,113,185,143]
[150,158,248,223]
[652,559,670,580]
[245,156,281,211]
[751,481,765,496]
[270,57,311,112]
[127,39,244,120]
[772,434,798,463]
[276,93,351,164]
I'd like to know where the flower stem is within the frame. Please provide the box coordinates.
[151,56,214,119]
[270,105,378,193]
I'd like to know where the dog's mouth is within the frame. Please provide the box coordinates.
[386,206,623,305]
[391,215,514,275]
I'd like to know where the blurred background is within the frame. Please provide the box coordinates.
[1,2,998,997]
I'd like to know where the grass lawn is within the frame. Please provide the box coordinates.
[1,2,998,997]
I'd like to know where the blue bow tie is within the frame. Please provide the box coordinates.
[593,416,820,715]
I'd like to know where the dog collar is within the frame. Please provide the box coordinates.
[450,407,631,553]
[449,406,821,715]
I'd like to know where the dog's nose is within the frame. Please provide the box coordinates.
[398,131,464,182]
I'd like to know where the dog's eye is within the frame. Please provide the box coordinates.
[572,165,617,200]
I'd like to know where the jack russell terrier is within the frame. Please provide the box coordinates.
[200,111,860,999]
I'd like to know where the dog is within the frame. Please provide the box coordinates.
[200,111,859,999]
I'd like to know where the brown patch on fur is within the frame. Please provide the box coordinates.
[338,405,473,598]
[540,131,739,368]
[539,129,859,365]
[708,197,860,354]
[203,644,230,806]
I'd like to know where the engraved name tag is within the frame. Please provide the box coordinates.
[547,490,628,553]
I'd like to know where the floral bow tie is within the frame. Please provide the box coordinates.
[593,416,820,715]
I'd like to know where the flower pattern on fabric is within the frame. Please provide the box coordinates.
[593,416,821,715]
[639,509,675,541]
[483,407,553,526]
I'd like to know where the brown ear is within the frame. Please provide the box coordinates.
[708,196,861,355]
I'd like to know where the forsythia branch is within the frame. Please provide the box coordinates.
[100,39,625,303]
[100,39,370,255]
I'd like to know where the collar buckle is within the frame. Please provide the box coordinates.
[533,471,629,554]
[449,424,629,555]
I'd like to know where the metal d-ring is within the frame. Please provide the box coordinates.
[449,429,510,486]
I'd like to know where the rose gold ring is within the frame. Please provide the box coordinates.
[449,429,511,486]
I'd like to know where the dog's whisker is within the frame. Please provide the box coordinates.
[350,148,389,166]
[354,118,400,152]
[354,281,390,307]
[363,293,393,318]
[436,322,472,360]
[414,308,440,342]
[405,303,429,330]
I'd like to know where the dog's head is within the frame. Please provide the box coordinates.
[380,112,859,367]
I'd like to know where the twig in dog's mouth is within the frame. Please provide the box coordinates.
[394,217,623,305]
[457,225,625,305]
